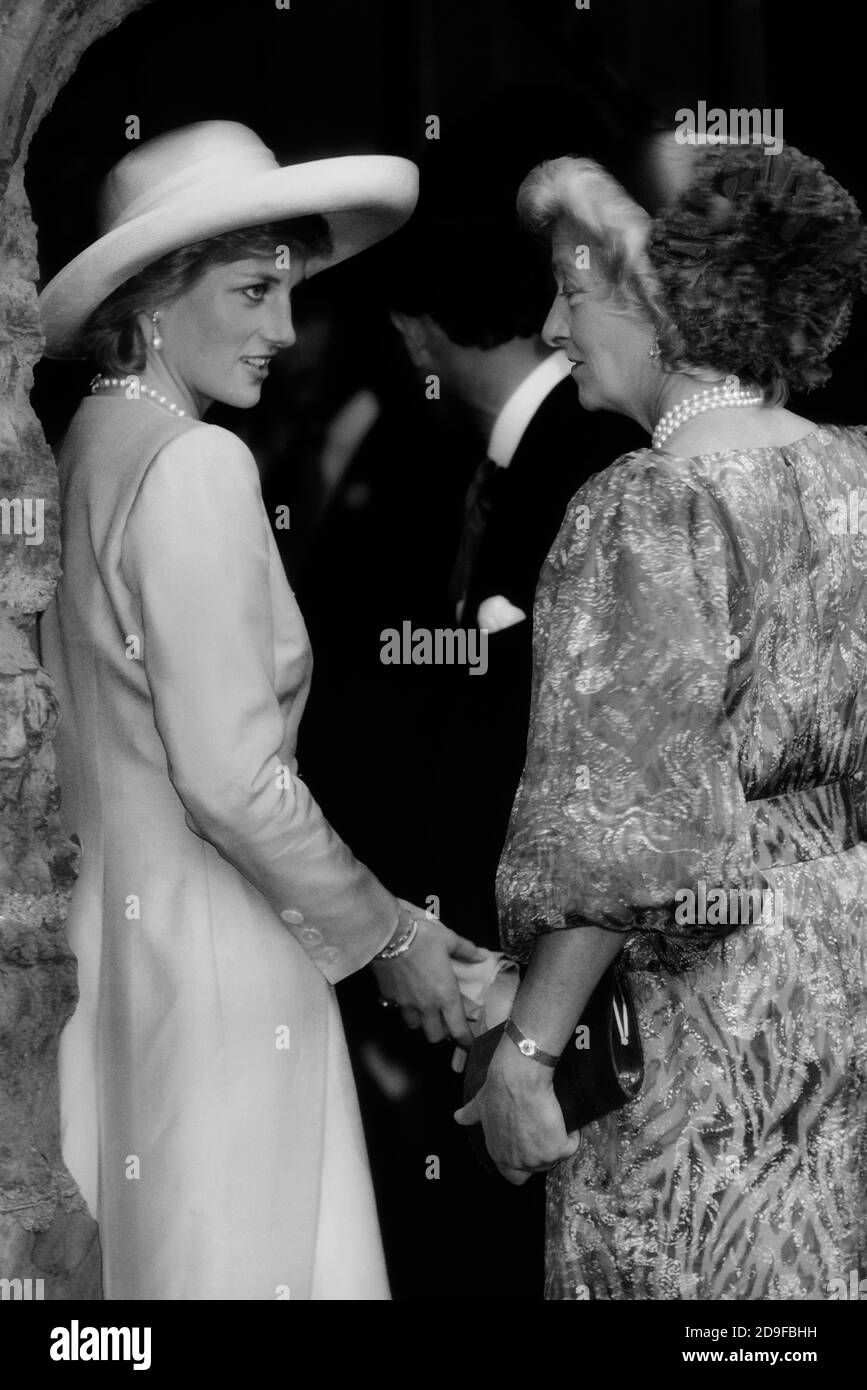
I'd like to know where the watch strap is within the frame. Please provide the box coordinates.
[504,1017,559,1067]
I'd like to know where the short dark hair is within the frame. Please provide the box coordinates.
[81,216,332,373]
[382,214,551,350]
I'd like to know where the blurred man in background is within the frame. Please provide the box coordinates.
[387,213,644,948]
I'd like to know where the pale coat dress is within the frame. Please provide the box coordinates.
[40,391,399,1300]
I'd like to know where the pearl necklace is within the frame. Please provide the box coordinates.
[90,374,188,418]
[652,375,763,451]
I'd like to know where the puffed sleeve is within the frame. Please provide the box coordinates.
[121,423,398,983]
[496,449,765,969]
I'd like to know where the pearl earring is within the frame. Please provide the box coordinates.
[648,335,661,362]
[151,311,163,351]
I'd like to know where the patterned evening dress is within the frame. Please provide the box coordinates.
[497,424,867,1300]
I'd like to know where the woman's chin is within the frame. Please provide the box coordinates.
[214,382,264,410]
[573,378,601,411]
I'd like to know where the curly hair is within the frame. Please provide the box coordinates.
[648,142,867,397]
[517,156,659,320]
[517,144,867,399]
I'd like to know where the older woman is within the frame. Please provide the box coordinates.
[457,141,867,1299]
[38,121,484,1300]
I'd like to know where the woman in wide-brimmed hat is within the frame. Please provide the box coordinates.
[38,121,484,1300]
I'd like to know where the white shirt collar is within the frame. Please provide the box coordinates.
[486,350,572,468]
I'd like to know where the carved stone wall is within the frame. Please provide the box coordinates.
[0,0,151,1301]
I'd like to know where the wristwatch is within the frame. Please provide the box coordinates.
[504,1018,559,1067]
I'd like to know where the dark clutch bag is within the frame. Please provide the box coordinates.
[462,964,645,1174]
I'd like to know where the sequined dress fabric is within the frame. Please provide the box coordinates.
[496,425,867,1299]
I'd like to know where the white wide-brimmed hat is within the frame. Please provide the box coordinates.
[39,121,419,358]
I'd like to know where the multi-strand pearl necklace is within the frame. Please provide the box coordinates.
[652,375,763,451]
[90,374,188,418]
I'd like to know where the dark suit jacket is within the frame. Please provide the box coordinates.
[433,376,644,947]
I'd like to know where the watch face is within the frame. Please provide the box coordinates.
[519,1039,535,1056]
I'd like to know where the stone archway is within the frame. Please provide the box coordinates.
[0,0,153,1301]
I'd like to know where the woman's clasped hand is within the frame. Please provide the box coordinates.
[371,903,488,1048]
[454,1040,581,1185]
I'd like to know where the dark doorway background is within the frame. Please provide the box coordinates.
[27,0,864,1300]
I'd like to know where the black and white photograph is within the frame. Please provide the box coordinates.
[1,0,865,1359]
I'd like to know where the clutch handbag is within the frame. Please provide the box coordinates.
[462,964,645,1174]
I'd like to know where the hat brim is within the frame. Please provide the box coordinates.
[38,154,418,358]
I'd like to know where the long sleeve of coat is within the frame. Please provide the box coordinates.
[121,423,398,983]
